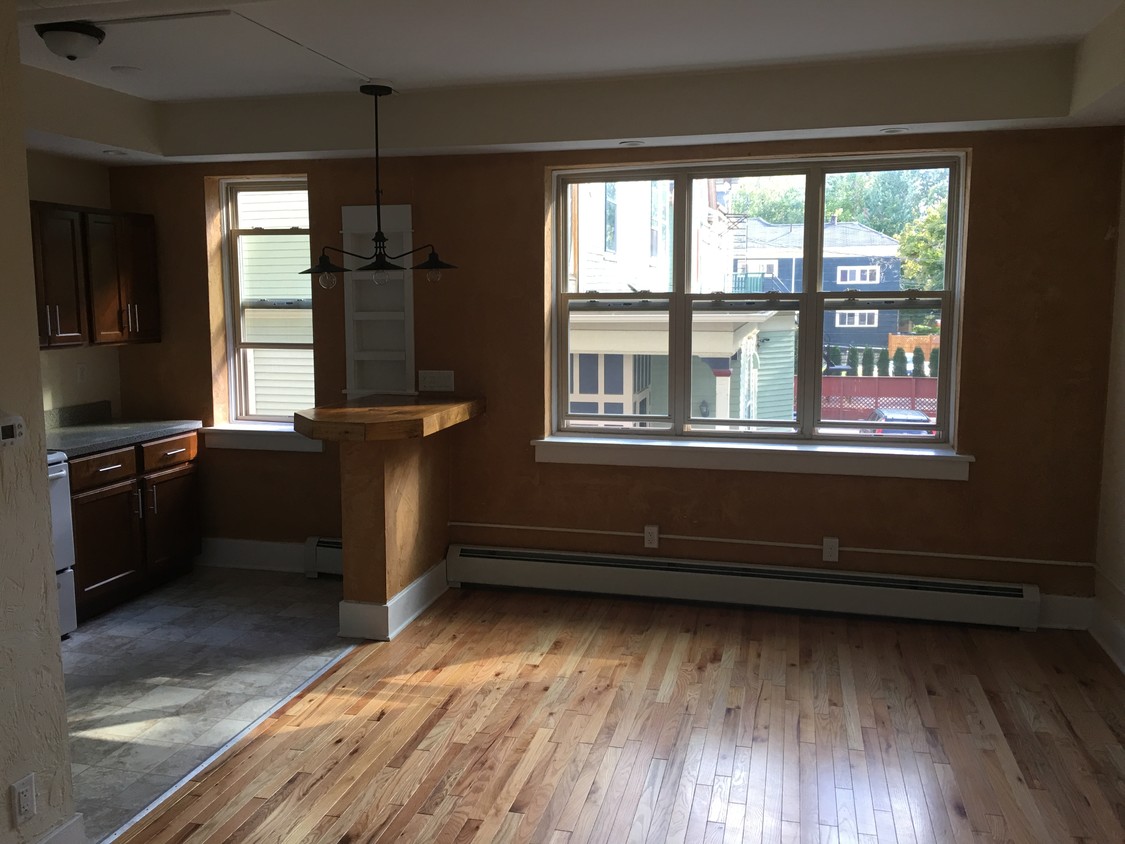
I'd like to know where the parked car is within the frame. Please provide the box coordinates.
[861,408,935,436]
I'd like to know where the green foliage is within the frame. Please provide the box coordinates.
[862,347,874,377]
[929,347,939,378]
[912,346,926,377]
[824,169,948,237]
[892,347,908,376]
[827,346,841,367]
[729,185,804,224]
[877,348,890,376]
[846,347,862,375]
[900,199,948,291]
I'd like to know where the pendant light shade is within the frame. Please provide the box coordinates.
[302,83,456,286]
[35,21,105,61]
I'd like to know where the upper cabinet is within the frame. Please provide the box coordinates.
[31,201,161,349]
[31,204,87,347]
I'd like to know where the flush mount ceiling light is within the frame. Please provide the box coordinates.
[34,21,105,61]
[302,83,456,290]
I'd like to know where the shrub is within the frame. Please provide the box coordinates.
[862,347,874,377]
[912,346,926,377]
[877,348,890,376]
[892,347,908,376]
[929,347,939,378]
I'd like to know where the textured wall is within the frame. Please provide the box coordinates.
[0,5,75,842]
[1098,139,1125,628]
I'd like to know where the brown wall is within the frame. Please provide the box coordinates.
[109,127,1123,594]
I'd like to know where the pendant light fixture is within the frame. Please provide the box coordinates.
[302,83,455,290]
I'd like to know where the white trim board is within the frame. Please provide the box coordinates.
[1092,605,1125,675]
[197,538,305,573]
[339,560,448,640]
[36,814,86,844]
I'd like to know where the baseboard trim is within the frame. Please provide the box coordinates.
[36,813,86,844]
[197,538,305,573]
[338,560,448,640]
[1092,605,1125,674]
[1038,594,1095,630]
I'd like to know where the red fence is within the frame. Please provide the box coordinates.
[815,376,938,421]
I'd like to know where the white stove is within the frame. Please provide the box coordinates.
[47,450,77,637]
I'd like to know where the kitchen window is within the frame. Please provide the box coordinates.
[222,180,314,422]
[553,155,962,444]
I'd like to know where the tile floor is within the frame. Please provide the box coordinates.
[62,567,356,843]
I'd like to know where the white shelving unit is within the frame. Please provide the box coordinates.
[341,205,415,398]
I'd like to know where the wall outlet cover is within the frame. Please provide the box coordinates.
[11,773,35,825]
[417,370,455,392]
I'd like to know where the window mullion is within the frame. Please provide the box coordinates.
[670,174,692,436]
[798,167,824,437]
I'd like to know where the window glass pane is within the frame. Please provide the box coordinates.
[823,167,949,293]
[566,180,674,293]
[566,299,670,429]
[692,174,805,294]
[242,308,312,344]
[237,234,312,301]
[819,306,941,437]
[241,347,315,418]
[690,300,799,426]
[235,189,309,228]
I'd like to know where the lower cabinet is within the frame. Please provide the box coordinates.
[70,433,200,620]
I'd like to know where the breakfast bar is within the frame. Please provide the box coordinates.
[295,394,485,639]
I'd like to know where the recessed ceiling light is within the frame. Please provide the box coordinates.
[619,140,645,147]
[110,65,143,74]
[880,127,909,135]
[102,149,128,156]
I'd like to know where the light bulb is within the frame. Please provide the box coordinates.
[372,270,390,286]
[426,269,442,283]
[318,272,337,290]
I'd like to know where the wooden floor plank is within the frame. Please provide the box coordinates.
[107,588,1125,844]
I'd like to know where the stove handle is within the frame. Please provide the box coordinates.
[48,469,68,480]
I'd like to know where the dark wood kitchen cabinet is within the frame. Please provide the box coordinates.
[31,201,160,348]
[31,204,87,347]
[70,432,200,620]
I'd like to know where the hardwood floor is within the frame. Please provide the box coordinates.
[115,587,1125,843]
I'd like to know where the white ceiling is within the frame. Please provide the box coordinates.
[17,0,1124,102]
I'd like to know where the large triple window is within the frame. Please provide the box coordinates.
[555,156,962,442]
[222,180,314,421]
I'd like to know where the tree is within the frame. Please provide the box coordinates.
[827,346,841,367]
[929,347,939,378]
[912,346,926,377]
[862,347,874,377]
[876,348,890,376]
[900,199,948,291]
[846,346,861,375]
[892,347,908,376]
[728,185,804,224]
[825,169,949,238]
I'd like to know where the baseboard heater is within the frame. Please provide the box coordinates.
[446,544,1041,630]
[305,536,343,577]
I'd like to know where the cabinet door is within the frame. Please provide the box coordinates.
[85,212,128,344]
[31,203,86,347]
[143,464,200,579]
[118,213,161,343]
[72,479,144,619]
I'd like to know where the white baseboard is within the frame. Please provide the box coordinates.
[338,560,448,640]
[197,538,305,573]
[1092,604,1125,674]
[36,813,85,844]
[1038,594,1095,629]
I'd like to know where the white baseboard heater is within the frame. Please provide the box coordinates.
[446,544,1041,630]
[305,536,343,577]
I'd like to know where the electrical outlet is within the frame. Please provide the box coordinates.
[417,370,455,392]
[11,773,35,826]
[644,524,659,549]
[822,536,840,563]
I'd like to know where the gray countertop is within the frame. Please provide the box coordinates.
[47,420,203,459]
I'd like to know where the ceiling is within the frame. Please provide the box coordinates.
[16,0,1123,102]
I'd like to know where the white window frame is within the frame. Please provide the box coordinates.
[552,154,964,447]
[837,265,880,284]
[835,310,879,327]
[221,178,312,423]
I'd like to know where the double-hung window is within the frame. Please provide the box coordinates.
[222,180,314,421]
[554,155,963,443]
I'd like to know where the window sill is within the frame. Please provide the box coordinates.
[533,435,973,480]
[202,422,323,453]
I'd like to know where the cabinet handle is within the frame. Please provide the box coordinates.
[54,305,62,335]
[164,448,187,457]
[45,305,53,337]
[149,485,158,515]
[125,304,133,333]
[134,488,143,517]
[97,463,124,472]
[133,304,141,334]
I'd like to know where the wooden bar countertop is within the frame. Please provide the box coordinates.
[294,394,485,442]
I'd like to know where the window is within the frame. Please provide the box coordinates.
[222,180,314,422]
[837,266,880,284]
[835,310,878,327]
[555,157,961,443]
